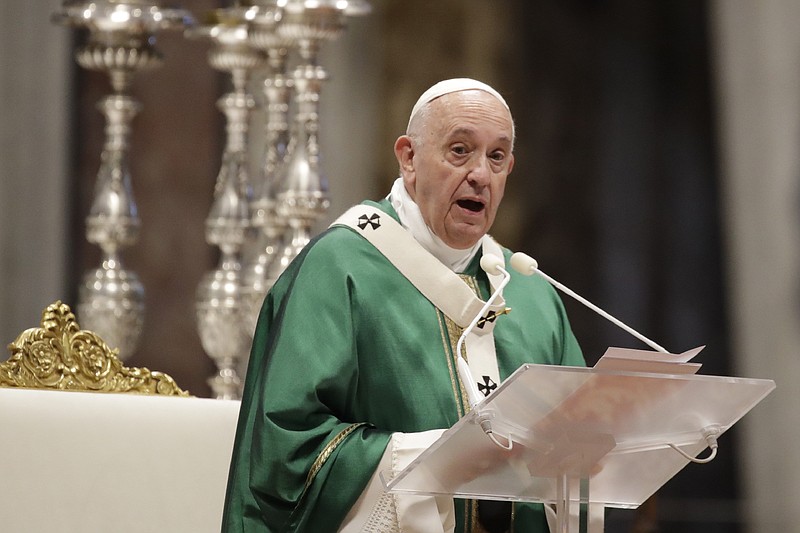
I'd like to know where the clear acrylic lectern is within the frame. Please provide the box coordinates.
[384,363,775,533]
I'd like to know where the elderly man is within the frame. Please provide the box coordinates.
[222,79,584,533]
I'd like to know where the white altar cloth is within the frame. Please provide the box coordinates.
[0,387,240,532]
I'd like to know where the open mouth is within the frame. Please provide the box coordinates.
[456,199,485,213]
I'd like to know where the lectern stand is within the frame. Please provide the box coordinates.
[384,363,775,532]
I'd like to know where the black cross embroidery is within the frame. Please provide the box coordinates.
[476,310,498,329]
[477,375,497,397]
[357,213,381,230]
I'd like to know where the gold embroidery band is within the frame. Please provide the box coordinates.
[305,422,367,490]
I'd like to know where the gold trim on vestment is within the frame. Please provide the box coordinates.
[450,274,484,413]
[305,422,367,490]
[437,310,467,418]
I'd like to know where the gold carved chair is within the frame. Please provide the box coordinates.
[0,301,239,533]
[0,300,188,396]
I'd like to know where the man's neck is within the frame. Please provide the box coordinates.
[387,178,482,273]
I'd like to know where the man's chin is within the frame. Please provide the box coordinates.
[442,225,487,250]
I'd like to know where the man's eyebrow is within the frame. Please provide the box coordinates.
[445,127,513,145]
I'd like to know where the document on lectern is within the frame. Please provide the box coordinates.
[593,345,704,374]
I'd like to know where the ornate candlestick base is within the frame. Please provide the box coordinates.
[196,266,249,400]
[78,260,144,362]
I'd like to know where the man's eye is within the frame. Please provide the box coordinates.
[490,151,505,162]
[451,145,468,155]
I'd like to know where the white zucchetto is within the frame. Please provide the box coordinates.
[406,78,510,132]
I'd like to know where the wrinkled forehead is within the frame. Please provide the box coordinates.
[436,90,513,127]
[413,90,516,147]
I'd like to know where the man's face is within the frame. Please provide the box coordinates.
[395,90,515,249]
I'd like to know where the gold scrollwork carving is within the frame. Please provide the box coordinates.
[0,301,189,396]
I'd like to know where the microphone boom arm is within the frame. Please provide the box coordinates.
[511,252,669,354]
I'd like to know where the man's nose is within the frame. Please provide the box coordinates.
[466,154,491,186]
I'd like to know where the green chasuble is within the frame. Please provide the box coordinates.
[222,199,585,532]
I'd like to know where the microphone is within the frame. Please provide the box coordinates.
[455,253,516,450]
[508,253,728,464]
[510,252,669,353]
[456,254,511,410]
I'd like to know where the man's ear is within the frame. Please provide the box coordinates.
[394,135,415,174]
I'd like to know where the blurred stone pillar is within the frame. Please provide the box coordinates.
[0,1,71,345]
[711,1,800,530]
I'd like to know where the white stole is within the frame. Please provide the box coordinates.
[331,204,506,400]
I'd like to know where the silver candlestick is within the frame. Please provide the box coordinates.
[263,0,371,288]
[241,1,292,338]
[52,0,193,360]
[188,7,263,399]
